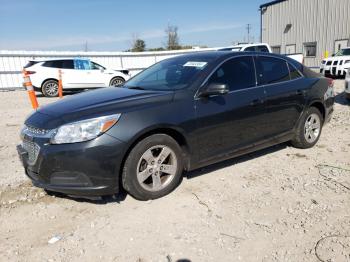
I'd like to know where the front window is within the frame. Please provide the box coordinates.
[335,48,350,56]
[124,56,214,91]
[207,56,256,91]
[74,59,91,70]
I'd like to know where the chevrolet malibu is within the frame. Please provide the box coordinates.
[17,52,334,200]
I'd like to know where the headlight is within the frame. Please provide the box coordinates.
[51,114,121,144]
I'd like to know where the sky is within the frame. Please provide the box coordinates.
[0,0,265,51]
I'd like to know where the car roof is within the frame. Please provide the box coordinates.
[176,50,296,63]
[29,58,88,62]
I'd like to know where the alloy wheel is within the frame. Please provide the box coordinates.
[304,113,321,143]
[44,82,58,96]
[136,145,178,192]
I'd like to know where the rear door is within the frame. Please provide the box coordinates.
[59,60,76,88]
[254,55,306,137]
[194,56,266,162]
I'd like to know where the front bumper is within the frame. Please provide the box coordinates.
[17,133,127,196]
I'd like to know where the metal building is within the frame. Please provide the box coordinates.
[260,0,350,67]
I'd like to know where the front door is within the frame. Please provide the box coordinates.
[194,56,266,163]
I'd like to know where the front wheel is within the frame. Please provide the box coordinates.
[122,134,184,200]
[291,107,323,149]
[110,77,125,87]
[42,80,59,97]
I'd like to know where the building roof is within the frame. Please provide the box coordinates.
[260,0,287,9]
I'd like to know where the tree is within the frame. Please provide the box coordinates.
[131,38,146,52]
[165,24,180,50]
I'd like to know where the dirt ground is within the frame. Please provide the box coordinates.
[0,81,349,262]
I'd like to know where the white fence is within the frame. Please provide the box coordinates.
[0,48,215,90]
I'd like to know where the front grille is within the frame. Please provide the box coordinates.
[22,140,40,164]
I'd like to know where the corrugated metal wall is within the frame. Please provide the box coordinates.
[261,0,350,67]
[0,49,214,90]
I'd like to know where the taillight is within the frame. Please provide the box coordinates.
[26,71,36,75]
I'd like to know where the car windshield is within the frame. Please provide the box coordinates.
[335,48,350,56]
[124,56,213,91]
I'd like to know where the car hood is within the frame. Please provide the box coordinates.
[26,87,174,129]
[324,55,350,62]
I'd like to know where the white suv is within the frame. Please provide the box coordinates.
[24,58,130,97]
[345,68,350,101]
[320,47,350,77]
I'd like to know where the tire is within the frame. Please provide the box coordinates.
[42,79,59,97]
[110,77,125,87]
[291,107,323,149]
[346,93,350,101]
[122,134,184,200]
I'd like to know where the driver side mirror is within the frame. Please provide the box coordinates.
[100,68,105,73]
[198,83,229,98]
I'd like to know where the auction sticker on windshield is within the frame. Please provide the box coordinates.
[183,61,208,69]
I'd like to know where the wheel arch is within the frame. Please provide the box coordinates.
[41,78,58,88]
[109,76,125,86]
[118,127,191,188]
[309,101,326,121]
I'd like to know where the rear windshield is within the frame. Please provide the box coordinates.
[24,61,40,68]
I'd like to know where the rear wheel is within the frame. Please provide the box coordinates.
[42,80,58,97]
[122,134,183,200]
[346,93,350,101]
[110,77,125,87]
[291,107,323,149]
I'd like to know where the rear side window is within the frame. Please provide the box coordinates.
[257,45,269,53]
[208,56,256,91]
[288,63,302,80]
[255,56,290,85]
[42,60,63,68]
[244,46,256,52]
[61,60,74,69]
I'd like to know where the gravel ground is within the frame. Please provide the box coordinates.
[0,81,349,262]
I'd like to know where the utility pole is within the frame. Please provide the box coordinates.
[246,24,251,43]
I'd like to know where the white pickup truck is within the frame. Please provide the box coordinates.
[217,43,304,64]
